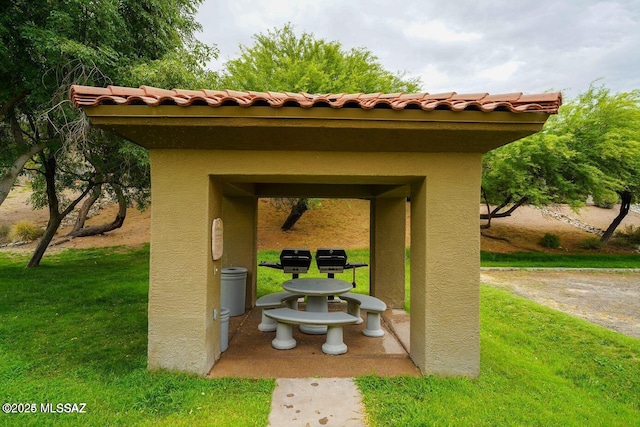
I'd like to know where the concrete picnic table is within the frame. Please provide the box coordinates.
[282,278,352,334]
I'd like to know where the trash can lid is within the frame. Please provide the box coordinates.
[222,267,248,273]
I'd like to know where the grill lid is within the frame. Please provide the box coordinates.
[315,248,348,273]
[279,248,312,274]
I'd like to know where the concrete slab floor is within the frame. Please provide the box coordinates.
[268,378,366,427]
[209,302,420,378]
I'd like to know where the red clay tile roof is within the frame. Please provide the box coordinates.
[70,85,562,114]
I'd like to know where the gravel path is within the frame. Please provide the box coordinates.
[481,269,640,339]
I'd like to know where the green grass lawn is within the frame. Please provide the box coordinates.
[481,251,640,268]
[358,285,640,426]
[1,246,638,426]
[0,247,273,427]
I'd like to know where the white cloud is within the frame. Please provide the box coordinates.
[195,0,640,98]
[477,61,525,83]
[403,20,482,42]
[416,65,450,92]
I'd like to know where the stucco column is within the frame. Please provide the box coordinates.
[370,197,406,308]
[222,195,258,309]
[409,154,482,377]
[147,150,222,375]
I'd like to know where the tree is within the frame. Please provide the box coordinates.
[219,24,422,230]
[26,147,95,268]
[561,86,640,243]
[481,132,593,223]
[1,0,209,204]
[57,131,150,240]
[0,0,213,266]
[25,130,151,267]
[482,83,640,244]
[122,43,217,90]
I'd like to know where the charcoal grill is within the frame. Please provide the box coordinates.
[259,248,368,288]
[259,248,312,278]
[315,248,368,287]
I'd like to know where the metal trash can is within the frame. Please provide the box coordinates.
[220,307,230,352]
[221,267,247,316]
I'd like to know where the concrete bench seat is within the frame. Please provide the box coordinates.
[338,293,387,337]
[264,307,360,355]
[256,292,302,332]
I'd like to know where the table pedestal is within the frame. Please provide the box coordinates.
[272,323,297,349]
[300,296,328,334]
[322,325,348,355]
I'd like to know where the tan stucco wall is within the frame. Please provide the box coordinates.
[410,155,482,377]
[147,149,482,377]
[222,196,257,309]
[147,154,222,374]
[370,197,406,308]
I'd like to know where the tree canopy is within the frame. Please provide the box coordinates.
[482,83,640,242]
[0,0,211,206]
[219,24,421,94]
[0,0,214,266]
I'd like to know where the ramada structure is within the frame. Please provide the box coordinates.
[71,85,561,377]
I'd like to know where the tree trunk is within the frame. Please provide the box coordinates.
[71,183,102,233]
[27,152,61,268]
[480,188,503,229]
[0,142,46,207]
[480,193,528,229]
[67,185,127,238]
[600,191,632,245]
[1,112,47,206]
[281,198,309,231]
[26,151,94,268]
[28,213,65,268]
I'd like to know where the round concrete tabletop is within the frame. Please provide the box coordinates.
[282,278,352,296]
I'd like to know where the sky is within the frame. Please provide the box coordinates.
[195,0,640,100]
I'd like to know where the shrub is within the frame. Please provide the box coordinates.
[9,220,44,242]
[0,223,10,244]
[594,198,616,209]
[615,225,640,246]
[581,237,603,250]
[539,233,561,249]
[593,192,618,209]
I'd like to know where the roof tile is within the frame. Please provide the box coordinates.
[173,88,207,97]
[451,93,488,101]
[424,92,456,100]
[483,93,523,102]
[518,93,563,103]
[69,85,562,114]
[141,86,175,97]
[108,86,145,97]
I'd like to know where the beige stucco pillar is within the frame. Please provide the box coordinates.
[370,197,406,308]
[222,195,258,309]
[147,150,221,375]
[409,154,482,377]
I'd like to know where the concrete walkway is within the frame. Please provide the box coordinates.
[268,378,367,427]
[211,306,414,425]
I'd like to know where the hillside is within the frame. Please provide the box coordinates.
[1,185,639,254]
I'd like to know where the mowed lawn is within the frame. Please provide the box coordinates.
[1,246,638,426]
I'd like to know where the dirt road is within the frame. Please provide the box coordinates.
[481,269,640,339]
